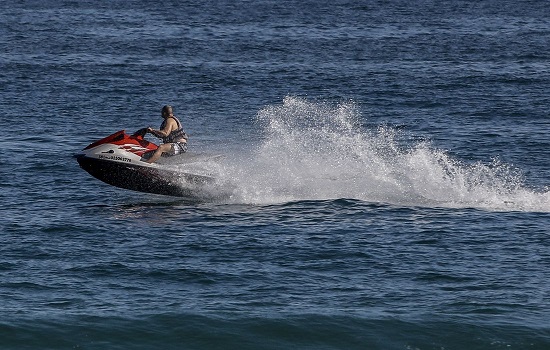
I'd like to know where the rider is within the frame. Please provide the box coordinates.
[145,105,188,163]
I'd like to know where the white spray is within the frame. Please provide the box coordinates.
[201,97,550,212]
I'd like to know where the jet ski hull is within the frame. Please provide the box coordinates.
[77,156,211,197]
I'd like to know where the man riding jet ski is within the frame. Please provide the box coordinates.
[144,105,188,164]
[75,106,213,197]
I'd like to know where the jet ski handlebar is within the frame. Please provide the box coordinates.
[132,128,149,138]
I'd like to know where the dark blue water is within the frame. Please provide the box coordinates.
[2,0,550,349]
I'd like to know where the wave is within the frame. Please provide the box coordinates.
[197,96,550,212]
[2,313,549,350]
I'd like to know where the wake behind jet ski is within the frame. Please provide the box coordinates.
[75,128,215,197]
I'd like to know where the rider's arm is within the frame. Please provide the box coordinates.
[148,119,175,138]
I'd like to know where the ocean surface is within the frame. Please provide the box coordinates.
[1,0,550,349]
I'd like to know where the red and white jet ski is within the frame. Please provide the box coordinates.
[75,129,213,197]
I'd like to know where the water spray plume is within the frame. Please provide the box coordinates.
[202,97,550,212]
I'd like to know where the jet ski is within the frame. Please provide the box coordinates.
[75,129,214,197]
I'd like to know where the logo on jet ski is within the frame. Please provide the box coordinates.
[119,144,150,157]
[98,154,132,163]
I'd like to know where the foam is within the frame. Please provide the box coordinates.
[208,97,550,212]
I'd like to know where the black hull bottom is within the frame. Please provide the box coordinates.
[76,156,212,197]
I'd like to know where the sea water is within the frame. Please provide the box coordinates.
[1,0,549,349]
